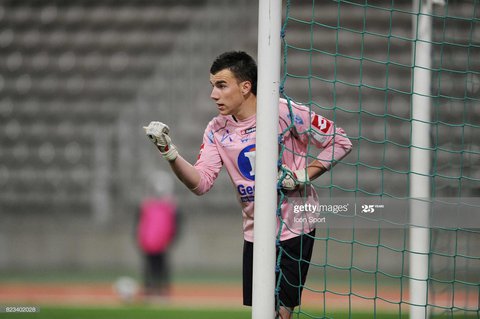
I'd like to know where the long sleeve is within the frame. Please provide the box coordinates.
[192,123,223,195]
[281,99,353,170]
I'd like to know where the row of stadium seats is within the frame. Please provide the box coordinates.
[1,165,91,188]
[1,74,148,98]
[0,141,91,165]
[1,28,179,52]
[1,51,157,75]
[0,100,125,124]
[1,5,193,27]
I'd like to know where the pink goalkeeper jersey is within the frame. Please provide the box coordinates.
[193,98,352,242]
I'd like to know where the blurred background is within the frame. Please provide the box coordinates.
[0,0,259,280]
[0,0,478,312]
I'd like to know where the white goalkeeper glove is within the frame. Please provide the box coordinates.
[277,164,309,191]
[143,121,178,162]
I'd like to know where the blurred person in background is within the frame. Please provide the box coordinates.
[137,171,177,298]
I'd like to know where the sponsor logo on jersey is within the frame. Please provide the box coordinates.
[288,113,304,125]
[241,126,256,135]
[237,184,255,202]
[312,114,331,133]
[221,129,234,143]
[237,144,256,181]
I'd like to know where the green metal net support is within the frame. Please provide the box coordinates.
[276,0,480,318]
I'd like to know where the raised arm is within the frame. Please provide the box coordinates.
[144,122,200,192]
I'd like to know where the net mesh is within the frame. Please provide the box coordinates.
[277,0,480,317]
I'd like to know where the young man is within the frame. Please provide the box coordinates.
[144,51,352,318]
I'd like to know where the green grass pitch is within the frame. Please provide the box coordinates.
[1,306,476,318]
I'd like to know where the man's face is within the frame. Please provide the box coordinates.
[209,69,248,117]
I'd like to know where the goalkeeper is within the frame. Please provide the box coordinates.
[144,51,352,319]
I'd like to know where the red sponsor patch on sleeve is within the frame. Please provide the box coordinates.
[311,114,331,133]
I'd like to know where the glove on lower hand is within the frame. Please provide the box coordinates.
[277,164,309,191]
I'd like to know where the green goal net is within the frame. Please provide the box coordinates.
[277,0,479,318]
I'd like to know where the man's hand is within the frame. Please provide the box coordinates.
[277,164,309,191]
[143,121,178,162]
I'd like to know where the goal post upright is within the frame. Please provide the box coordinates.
[410,0,434,318]
[252,0,282,318]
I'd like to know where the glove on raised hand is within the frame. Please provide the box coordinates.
[143,121,178,162]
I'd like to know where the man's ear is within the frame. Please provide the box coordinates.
[241,81,252,95]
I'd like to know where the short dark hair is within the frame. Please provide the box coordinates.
[210,51,257,95]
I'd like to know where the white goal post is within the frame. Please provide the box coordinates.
[252,0,282,319]
[410,0,434,319]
